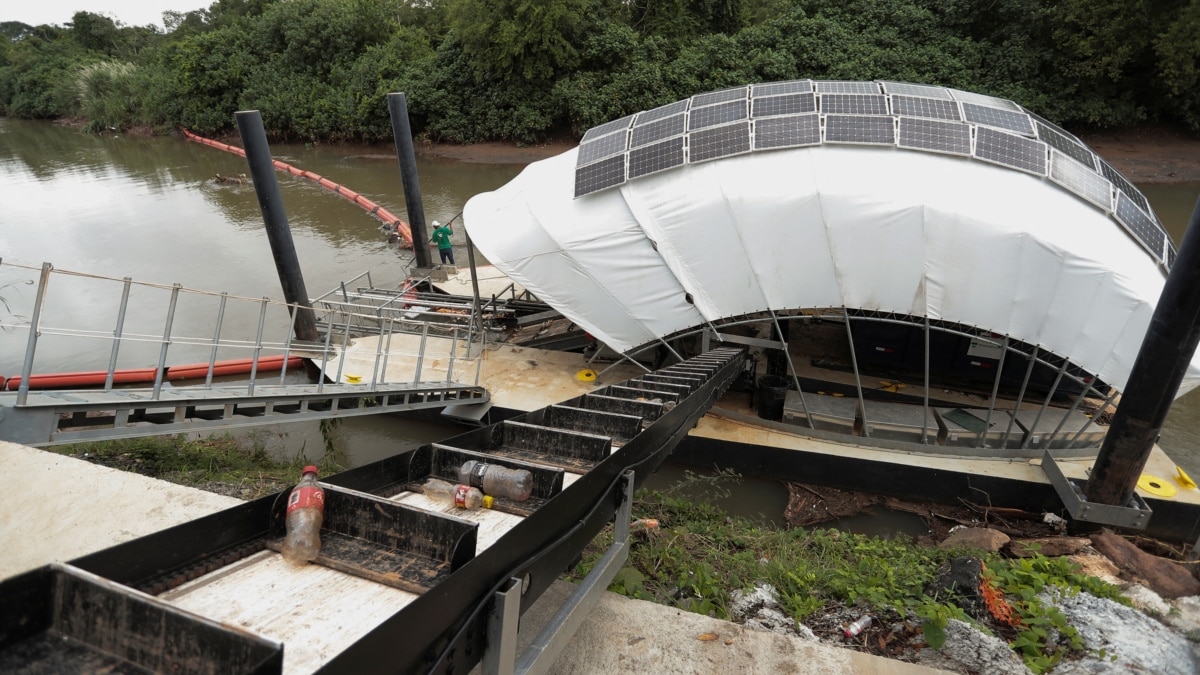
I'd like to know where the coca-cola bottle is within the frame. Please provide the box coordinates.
[458,460,533,501]
[423,478,494,510]
[281,465,325,565]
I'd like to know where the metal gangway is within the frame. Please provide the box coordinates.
[0,261,488,447]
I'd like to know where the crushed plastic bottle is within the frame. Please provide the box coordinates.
[843,615,872,637]
[281,465,325,565]
[423,478,494,510]
[458,461,533,501]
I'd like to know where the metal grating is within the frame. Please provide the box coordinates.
[581,115,634,143]
[631,114,686,149]
[577,131,629,165]
[692,87,748,107]
[880,82,953,99]
[1036,121,1095,169]
[961,102,1035,136]
[973,126,1047,175]
[816,81,880,95]
[949,89,1023,112]
[1050,151,1112,210]
[820,94,889,115]
[1099,159,1150,212]
[891,95,961,121]
[753,114,821,150]
[898,117,971,156]
[689,122,751,163]
[751,80,813,97]
[574,154,626,198]
[628,137,686,179]
[1115,191,1166,261]
[688,100,748,131]
[825,115,895,145]
[751,93,816,118]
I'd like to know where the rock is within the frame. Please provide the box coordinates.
[1091,530,1200,599]
[1121,583,1172,616]
[926,619,1032,675]
[940,527,1010,552]
[926,556,989,620]
[728,583,815,640]
[1005,537,1091,558]
[1167,596,1200,635]
[1043,587,1199,675]
[1068,553,1123,585]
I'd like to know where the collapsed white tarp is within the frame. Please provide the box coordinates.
[464,144,1200,397]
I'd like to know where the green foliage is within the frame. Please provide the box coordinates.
[75,61,140,132]
[569,471,1143,673]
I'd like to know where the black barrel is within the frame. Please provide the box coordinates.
[757,375,790,421]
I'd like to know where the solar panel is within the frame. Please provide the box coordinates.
[1035,121,1095,169]
[897,117,971,156]
[574,154,626,198]
[1115,191,1166,260]
[752,114,820,149]
[635,99,690,126]
[577,131,629,165]
[890,95,961,121]
[751,80,813,97]
[825,115,895,145]
[692,86,747,108]
[1098,159,1149,212]
[630,113,686,148]
[1168,244,1177,270]
[961,102,1035,136]
[973,126,1047,175]
[880,82,953,99]
[1022,108,1083,143]
[816,81,880,94]
[1049,151,1112,210]
[689,122,751,163]
[751,93,816,118]
[688,100,748,131]
[948,89,1022,112]
[628,137,686,179]
[820,94,889,115]
[581,114,634,143]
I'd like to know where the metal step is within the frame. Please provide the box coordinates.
[0,381,488,447]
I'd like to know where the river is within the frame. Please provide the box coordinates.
[2,118,1200,515]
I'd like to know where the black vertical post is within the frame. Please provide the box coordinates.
[387,92,432,269]
[235,110,320,343]
[1085,196,1200,506]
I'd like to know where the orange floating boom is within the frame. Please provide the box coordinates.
[4,355,306,391]
[181,128,412,246]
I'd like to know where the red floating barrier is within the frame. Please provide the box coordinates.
[166,355,305,381]
[5,368,159,391]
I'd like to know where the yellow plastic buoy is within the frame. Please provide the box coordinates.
[345,374,362,384]
[1137,473,1178,498]
[575,369,597,382]
[1177,466,1198,490]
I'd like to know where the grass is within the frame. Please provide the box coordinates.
[51,434,345,500]
[568,469,1130,674]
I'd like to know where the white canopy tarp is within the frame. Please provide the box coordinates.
[464,144,1200,397]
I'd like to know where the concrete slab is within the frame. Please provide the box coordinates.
[506,579,954,674]
[0,441,239,581]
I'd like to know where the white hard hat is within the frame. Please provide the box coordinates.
[432,220,440,227]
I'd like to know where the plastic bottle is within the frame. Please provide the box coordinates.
[844,615,872,637]
[281,465,325,565]
[423,478,494,510]
[458,461,533,501]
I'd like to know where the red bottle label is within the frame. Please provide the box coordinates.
[287,485,325,514]
[453,484,470,508]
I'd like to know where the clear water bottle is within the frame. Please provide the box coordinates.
[458,461,533,501]
[423,478,494,510]
[281,465,325,565]
[844,614,872,637]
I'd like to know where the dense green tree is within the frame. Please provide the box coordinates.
[448,0,590,81]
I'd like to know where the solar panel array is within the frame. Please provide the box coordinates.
[573,80,1173,270]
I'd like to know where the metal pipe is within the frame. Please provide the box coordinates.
[105,277,133,392]
[979,335,1009,448]
[17,263,52,406]
[1086,195,1200,505]
[279,301,298,385]
[151,284,181,400]
[234,110,320,343]
[922,315,931,444]
[387,92,432,269]
[466,232,483,352]
[248,297,268,395]
[206,293,228,388]
[415,323,428,382]
[1000,345,1039,448]
[843,313,870,438]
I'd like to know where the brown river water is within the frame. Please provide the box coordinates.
[2,117,1199,526]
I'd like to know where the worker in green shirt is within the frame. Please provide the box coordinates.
[430,219,454,265]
